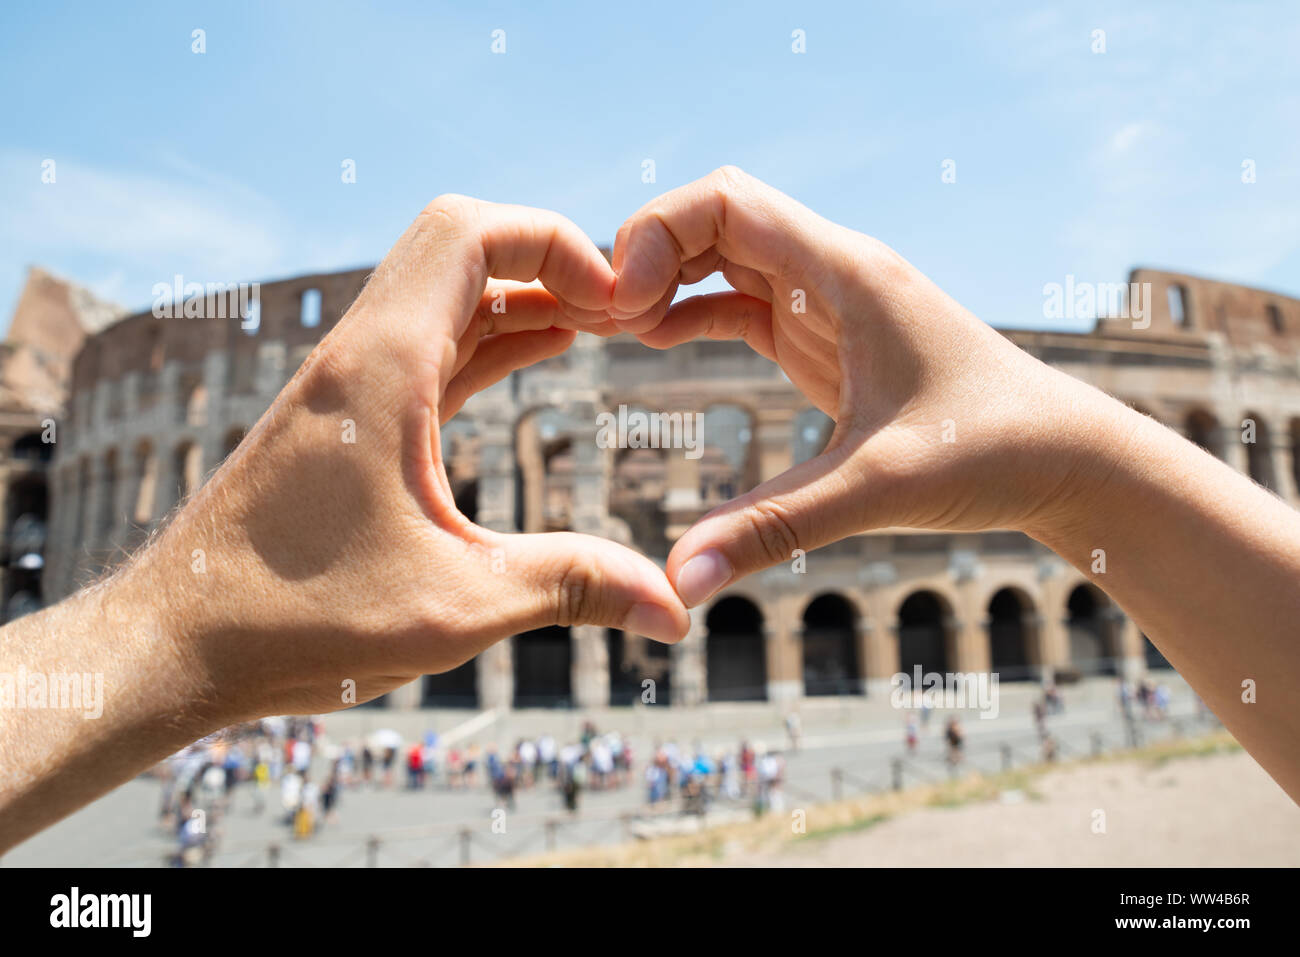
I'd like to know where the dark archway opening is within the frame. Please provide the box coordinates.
[1143,636,1174,672]
[988,588,1034,681]
[898,591,950,676]
[513,625,572,707]
[1185,410,1222,460]
[802,593,861,696]
[706,597,767,702]
[1067,585,1117,676]
[12,432,51,463]
[452,479,479,524]
[422,658,478,708]
[608,628,671,706]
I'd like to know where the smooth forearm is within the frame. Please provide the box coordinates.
[1026,386,1300,801]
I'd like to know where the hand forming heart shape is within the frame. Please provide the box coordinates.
[136,167,1133,722]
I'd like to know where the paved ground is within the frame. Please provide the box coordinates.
[3,676,1229,867]
[719,749,1300,867]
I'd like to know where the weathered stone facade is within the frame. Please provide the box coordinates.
[33,265,1300,710]
[0,268,123,621]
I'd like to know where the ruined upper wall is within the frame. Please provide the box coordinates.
[1,267,125,413]
[69,267,373,394]
[1094,267,1300,349]
[66,262,1300,398]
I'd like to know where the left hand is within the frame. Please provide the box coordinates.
[138,195,689,722]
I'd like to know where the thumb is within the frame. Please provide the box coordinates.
[490,531,690,643]
[666,445,868,608]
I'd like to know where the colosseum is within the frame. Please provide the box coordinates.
[6,264,1299,712]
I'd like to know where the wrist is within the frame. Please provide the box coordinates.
[1014,374,1152,558]
[109,546,236,737]
[115,512,252,734]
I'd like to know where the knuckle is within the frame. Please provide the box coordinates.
[554,556,602,627]
[712,164,750,192]
[419,193,475,231]
[738,499,801,566]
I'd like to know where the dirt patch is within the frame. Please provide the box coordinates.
[724,749,1299,867]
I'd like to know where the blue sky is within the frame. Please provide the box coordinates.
[2,0,1298,334]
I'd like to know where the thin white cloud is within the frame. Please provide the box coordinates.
[0,151,369,317]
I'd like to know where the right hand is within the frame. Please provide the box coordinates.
[608,167,1133,606]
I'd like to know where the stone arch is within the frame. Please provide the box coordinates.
[422,659,478,708]
[1185,408,1223,460]
[985,586,1039,682]
[1065,582,1120,675]
[895,589,957,677]
[98,447,119,541]
[700,401,759,496]
[74,457,91,544]
[801,592,861,696]
[439,418,481,522]
[5,472,48,571]
[130,439,158,528]
[706,594,767,702]
[172,440,202,506]
[792,408,834,464]
[12,431,51,463]
[222,426,248,461]
[514,406,575,533]
[180,374,208,427]
[1290,418,1300,497]
[608,627,670,706]
[513,626,572,708]
[608,407,670,554]
[1241,411,1277,491]
[1143,634,1174,672]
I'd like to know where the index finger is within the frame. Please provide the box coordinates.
[375,195,616,343]
[609,167,828,333]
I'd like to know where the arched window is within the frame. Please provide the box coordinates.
[172,441,201,506]
[131,441,158,527]
[793,408,833,464]
[300,288,322,328]
[99,449,118,540]
[1242,413,1277,492]
[1167,284,1189,328]
[11,432,51,463]
[222,427,248,461]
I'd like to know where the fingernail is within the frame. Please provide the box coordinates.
[675,549,732,607]
[622,602,681,643]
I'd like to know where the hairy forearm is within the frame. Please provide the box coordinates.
[0,548,220,854]
[1027,387,1300,802]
